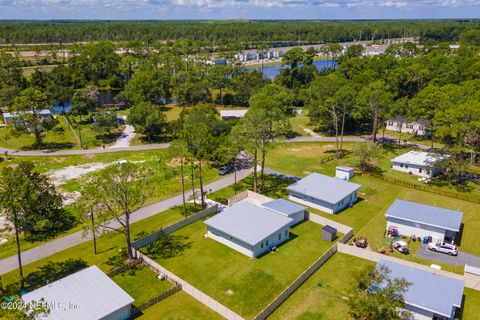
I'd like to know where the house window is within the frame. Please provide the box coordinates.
[400,163,404,168]
[405,165,409,169]
[266,240,269,246]
[349,195,353,201]
[427,169,430,174]
[285,230,288,237]
[419,168,422,173]
[261,243,264,248]
[278,233,281,240]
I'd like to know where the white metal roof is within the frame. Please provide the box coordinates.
[286,173,361,204]
[219,109,248,118]
[378,260,464,318]
[22,266,134,320]
[385,199,463,232]
[204,201,292,246]
[391,151,441,166]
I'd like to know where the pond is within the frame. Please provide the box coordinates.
[247,59,337,79]
[98,90,122,105]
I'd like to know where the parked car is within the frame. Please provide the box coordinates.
[392,240,409,254]
[427,242,458,256]
[218,165,233,175]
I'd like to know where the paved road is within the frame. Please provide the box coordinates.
[0,133,434,157]
[416,245,480,268]
[0,168,251,275]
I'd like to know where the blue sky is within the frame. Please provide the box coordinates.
[0,0,479,20]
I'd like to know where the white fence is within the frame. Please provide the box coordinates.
[253,230,353,320]
[135,249,244,320]
[132,205,218,249]
[337,243,468,281]
[227,190,273,207]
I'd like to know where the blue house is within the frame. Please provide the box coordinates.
[204,202,292,258]
[377,260,464,320]
[286,173,361,214]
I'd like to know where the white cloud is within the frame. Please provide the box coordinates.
[1,0,480,12]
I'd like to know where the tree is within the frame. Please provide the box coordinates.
[169,140,189,217]
[128,102,168,141]
[93,110,117,134]
[0,296,49,320]
[71,89,97,119]
[355,143,383,173]
[349,265,412,320]
[0,162,66,288]
[12,87,50,146]
[282,47,304,69]
[180,106,220,207]
[342,44,365,61]
[356,81,393,142]
[82,163,147,260]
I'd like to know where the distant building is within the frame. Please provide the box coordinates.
[385,199,463,243]
[286,173,361,214]
[2,109,53,124]
[204,201,293,258]
[376,260,464,320]
[220,109,248,120]
[22,265,134,320]
[386,117,431,136]
[391,151,443,178]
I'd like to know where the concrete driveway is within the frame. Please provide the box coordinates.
[416,244,480,268]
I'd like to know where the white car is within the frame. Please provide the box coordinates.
[427,242,458,256]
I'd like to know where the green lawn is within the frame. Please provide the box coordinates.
[136,291,223,320]
[289,113,316,137]
[148,219,336,318]
[1,205,193,292]
[111,265,173,305]
[0,151,219,260]
[463,288,480,320]
[0,116,77,150]
[270,253,375,320]
[264,142,479,273]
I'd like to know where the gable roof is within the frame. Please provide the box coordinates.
[22,265,134,320]
[286,173,361,204]
[391,151,442,166]
[262,199,306,217]
[204,202,292,246]
[377,260,464,318]
[385,199,463,232]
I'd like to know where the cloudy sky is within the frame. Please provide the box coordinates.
[0,0,479,19]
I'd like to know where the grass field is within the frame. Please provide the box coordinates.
[0,116,77,150]
[111,265,173,305]
[136,291,223,320]
[149,219,336,318]
[1,205,194,291]
[270,253,374,320]
[263,142,479,272]
[0,151,219,260]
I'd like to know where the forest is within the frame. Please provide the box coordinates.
[1,20,480,46]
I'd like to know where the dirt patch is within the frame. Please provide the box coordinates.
[48,162,112,186]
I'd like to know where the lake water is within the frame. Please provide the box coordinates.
[247,59,337,79]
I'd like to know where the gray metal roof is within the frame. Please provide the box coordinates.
[204,202,292,246]
[286,173,361,204]
[377,260,464,317]
[22,266,134,320]
[262,199,306,217]
[391,151,441,166]
[219,109,248,118]
[385,199,463,232]
[322,225,337,234]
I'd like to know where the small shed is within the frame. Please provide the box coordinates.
[322,225,337,242]
[336,166,354,180]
